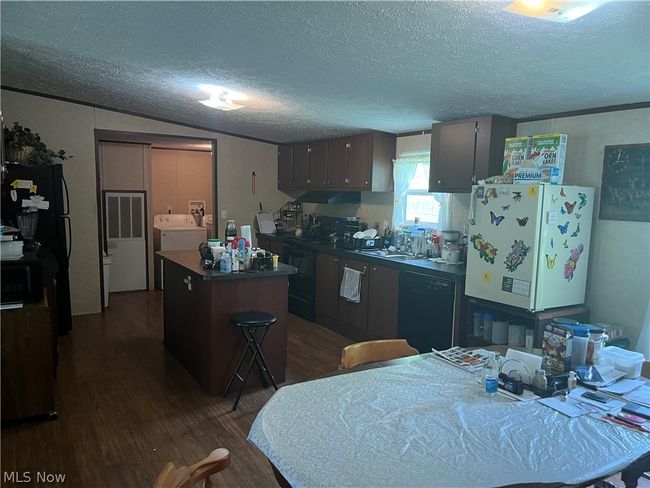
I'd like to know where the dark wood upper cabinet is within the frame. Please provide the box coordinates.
[315,253,340,321]
[345,134,373,189]
[278,145,293,191]
[308,140,328,188]
[326,137,348,188]
[429,115,516,193]
[280,132,396,192]
[292,143,310,187]
[366,264,399,340]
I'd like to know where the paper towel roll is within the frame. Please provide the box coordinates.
[240,225,252,245]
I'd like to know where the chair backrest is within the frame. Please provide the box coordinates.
[339,339,419,370]
[154,448,230,488]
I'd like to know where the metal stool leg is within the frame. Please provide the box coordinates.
[249,328,279,390]
[231,329,261,410]
[223,327,255,397]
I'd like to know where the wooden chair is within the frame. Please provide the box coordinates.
[339,339,419,370]
[154,448,230,488]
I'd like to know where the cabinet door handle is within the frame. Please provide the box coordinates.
[307,179,311,184]
[372,266,377,271]
[307,146,312,153]
[364,181,369,185]
[344,178,350,184]
[345,142,351,149]
[334,258,339,263]
[437,179,442,185]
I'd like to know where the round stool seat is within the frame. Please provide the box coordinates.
[231,311,277,328]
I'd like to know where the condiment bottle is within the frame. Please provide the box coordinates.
[532,369,548,390]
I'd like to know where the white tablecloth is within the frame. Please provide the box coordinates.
[249,356,650,488]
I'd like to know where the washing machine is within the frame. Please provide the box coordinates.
[154,214,207,289]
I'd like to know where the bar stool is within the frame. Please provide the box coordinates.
[223,311,279,411]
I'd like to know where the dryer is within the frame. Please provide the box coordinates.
[154,214,207,289]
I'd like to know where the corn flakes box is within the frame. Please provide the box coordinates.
[543,323,574,374]
[529,133,567,184]
[502,136,532,177]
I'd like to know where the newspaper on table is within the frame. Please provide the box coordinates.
[431,346,492,373]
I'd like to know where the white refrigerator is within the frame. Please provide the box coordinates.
[465,183,594,311]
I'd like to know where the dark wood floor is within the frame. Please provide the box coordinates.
[1,291,352,487]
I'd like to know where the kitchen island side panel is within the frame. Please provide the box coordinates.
[162,259,288,396]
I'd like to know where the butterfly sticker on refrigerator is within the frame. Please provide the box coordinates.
[490,211,505,226]
[578,192,587,209]
[516,217,529,227]
[563,239,568,248]
[558,222,569,234]
[546,254,557,269]
[571,223,581,238]
[560,187,566,197]
[512,192,522,202]
[501,205,510,211]
[551,195,558,204]
[564,201,576,214]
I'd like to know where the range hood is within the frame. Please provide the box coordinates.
[297,191,361,204]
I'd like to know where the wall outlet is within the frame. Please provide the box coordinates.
[167,205,172,214]
[220,209,228,219]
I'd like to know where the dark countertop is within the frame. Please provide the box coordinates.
[258,233,466,281]
[158,250,297,281]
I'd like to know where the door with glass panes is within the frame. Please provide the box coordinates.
[105,191,147,291]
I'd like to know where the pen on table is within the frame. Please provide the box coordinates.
[605,414,650,433]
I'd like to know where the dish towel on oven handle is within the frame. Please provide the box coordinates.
[340,267,362,303]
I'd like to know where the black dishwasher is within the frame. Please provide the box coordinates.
[398,271,455,353]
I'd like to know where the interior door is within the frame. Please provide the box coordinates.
[105,192,147,292]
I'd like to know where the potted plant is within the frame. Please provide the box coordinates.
[3,122,71,165]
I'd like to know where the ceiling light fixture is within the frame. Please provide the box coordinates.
[503,0,610,22]
[198,84,247,111]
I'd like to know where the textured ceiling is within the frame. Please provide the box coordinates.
[1,1,649,143]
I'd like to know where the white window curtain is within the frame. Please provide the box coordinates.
[392,151,450,230]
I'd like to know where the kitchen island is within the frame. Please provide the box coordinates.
[158,250,297,396]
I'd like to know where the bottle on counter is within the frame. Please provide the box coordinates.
[231,246,239,273]
[532,369,548,391]
[219,249,232,273]
[483,352,499,397]
[225,220,237,243]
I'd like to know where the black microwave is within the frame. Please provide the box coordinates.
[1,259,43,304]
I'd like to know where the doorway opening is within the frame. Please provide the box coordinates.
[94,130,217,309]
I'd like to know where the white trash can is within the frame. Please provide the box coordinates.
[103,254,112,308]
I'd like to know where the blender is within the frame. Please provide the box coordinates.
[17,209,40,251]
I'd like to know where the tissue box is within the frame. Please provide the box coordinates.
[543,323,573,374]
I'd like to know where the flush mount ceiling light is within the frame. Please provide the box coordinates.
[198,84,247,111]
[503,0,610,22]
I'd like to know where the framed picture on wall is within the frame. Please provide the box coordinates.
[599,143,650,222]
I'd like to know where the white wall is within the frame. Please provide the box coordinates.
[1,89,285,315]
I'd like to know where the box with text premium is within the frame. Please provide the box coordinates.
[529,133,567,184]
[543,323,574,374]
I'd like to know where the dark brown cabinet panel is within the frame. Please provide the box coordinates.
[326,138,347,188]
[292,143,310,187]
[315,253,340,320]
[367,264,399,339]
[429,115,516,193]
[346,134,373,189]
[278,145,293,190]
[337,258,368,333]
[308,140,328,188]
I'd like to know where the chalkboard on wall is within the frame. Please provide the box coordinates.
[599,143,650,222]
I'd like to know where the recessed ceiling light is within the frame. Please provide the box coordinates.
[503,0,609,22]
[198,84,247,111]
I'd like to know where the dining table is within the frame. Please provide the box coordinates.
[248,353,650,488]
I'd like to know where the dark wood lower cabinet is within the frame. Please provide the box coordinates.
[367,264,399,339]
[337,258,368,333]
[1,301,56,421]
[256,236,284,261]
[315,253,339,320]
